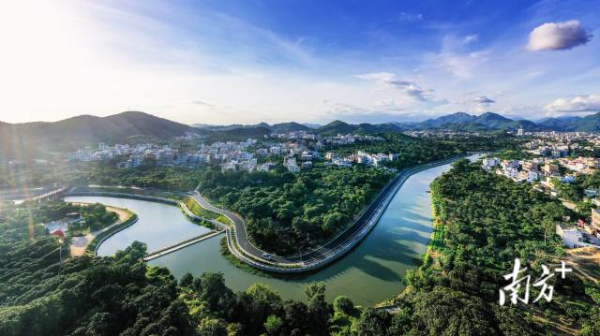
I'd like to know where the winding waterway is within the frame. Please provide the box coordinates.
[65,156,476,306]
[63,196,211,256]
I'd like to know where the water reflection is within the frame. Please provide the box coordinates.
[64,196,210,256]
[68,157,475,305]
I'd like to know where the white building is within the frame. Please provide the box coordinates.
[502,160,520,170]
[257,162,276,172]
[518,170,539,183]
[256,148,269,157]
[270,146,282,155]
[357,155,372,165]
[284,157,300,173]
[239,159,257,172]
[556,224,584,248]
[504,167,519,179]
[372,154,389,167]
[481,157,500,170]
[332,159,352,168]
[221,162,237,172]
[301,161,313,169]
[240,152,254,161]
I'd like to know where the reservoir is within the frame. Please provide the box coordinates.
[65,157,471,306]
[63,196,211,256]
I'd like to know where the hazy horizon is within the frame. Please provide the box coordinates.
[1,109,596,127]
[1,1,598,125]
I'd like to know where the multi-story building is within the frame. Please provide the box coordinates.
[481,157,499,170]
[284,156,300,173]
[517,170,539,183]
[542,163,559,176]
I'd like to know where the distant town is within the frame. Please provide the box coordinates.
[67,132,397,173]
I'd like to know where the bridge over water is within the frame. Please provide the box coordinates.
[143,230,224,261]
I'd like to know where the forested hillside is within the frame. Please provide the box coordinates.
[197,164,393,254]
[0,201,365,335]
[0,111,198,161]
[381,160,600,335]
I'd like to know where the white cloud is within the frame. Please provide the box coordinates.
[463,34,478,44]
[355,72,396,83]
[355,72,447,104]
[393,12,423,23]
[388,80,430,102]
[425,36,491,79]
[473,96,495,105]
[527,20,592,51]
[451,95,496,113]
[546,95,600,113]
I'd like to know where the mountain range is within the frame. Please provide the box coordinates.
[206,111,600,135]
[193,121,313,133]
[2,110,600,161]
[0,111,197,160]
[400,112,539,131]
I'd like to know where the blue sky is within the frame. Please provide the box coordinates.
[0,0,598,124]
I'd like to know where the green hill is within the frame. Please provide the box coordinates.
[0,111,197,161]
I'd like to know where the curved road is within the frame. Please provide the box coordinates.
[193,155,466,272]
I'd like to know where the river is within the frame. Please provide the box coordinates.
[63,196,211,256]
[65,157,473,306]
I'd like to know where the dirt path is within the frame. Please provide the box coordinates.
[564,247,600,283]
[69,204,132,257]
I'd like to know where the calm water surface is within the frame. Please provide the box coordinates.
[66,157,473,306]
[63,196,210,256]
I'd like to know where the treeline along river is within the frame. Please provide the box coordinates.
[65,155,478,306]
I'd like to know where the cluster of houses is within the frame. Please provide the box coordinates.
[481,156,600,185]
[404,130,484,139]
[526,131,600,144]
[481,158,541,183]
[69,143,193,168]
[270,131,384,145]
[322,134,385,145]
[68,129,391,174]
[524,132,600,157]
[481,154,600,249]
[324,151,399,170]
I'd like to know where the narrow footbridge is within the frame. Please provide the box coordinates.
[143,230,224,261]
[22,187,68,203]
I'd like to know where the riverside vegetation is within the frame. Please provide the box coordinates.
[0,200,357,335]
[384,160,600,335]
[2,160,600,334]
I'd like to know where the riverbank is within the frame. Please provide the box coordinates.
[150,159,463,305]
[69,203,134,257]
[65,187,227,230]
[196,154,466,274]
[65,195,212,257]
[427,185,446,254]
[67,156,477,305]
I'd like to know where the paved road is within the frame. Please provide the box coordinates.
[193,155,464,270]
[192,193,289,261]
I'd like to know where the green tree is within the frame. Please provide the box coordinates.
[264,315,284,335]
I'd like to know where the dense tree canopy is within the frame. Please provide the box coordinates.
[384,160,600,335]
[0,201,348,335]
[197,164,393,254]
